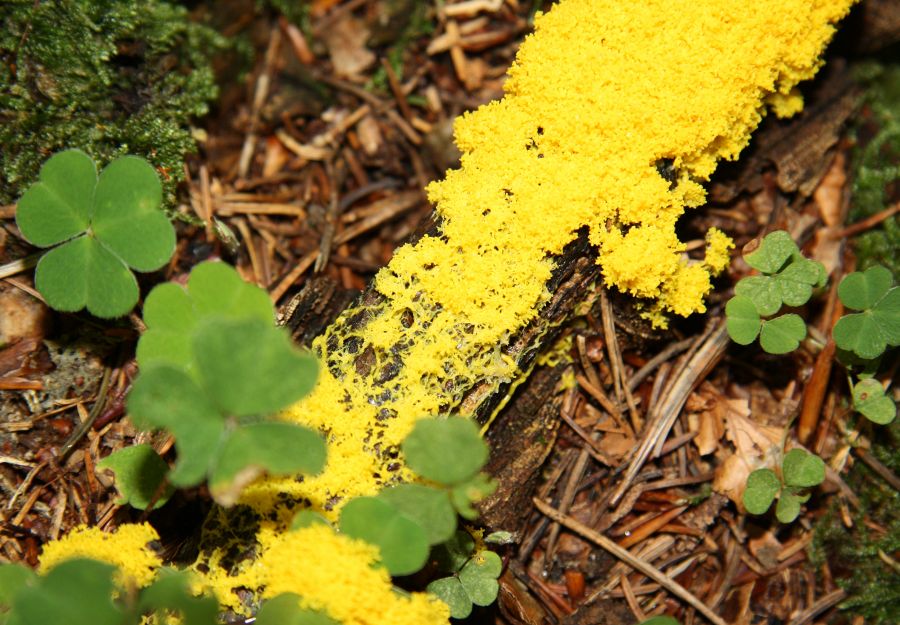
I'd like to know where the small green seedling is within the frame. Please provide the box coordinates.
[337,416,497,576]
[726,231,826,354]
[106,262,324,507]
[0,559,218,625]
[833,265,900,360]
[743,448,825,523]
[15,150,175,318]
[427,531,503,619]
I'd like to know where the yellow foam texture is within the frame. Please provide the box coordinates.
[250,0,853,513]
[260,524,449,625]
[38,523,161,588]
[201,0,854,616]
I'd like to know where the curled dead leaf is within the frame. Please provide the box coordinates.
[713,405,784,507]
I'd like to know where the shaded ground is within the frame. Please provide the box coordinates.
[1,1,899,624]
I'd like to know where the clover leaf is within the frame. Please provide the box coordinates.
[743,450,824,523]
[126,364,224,487]
[459,551,502,606]
[484,530,516,545]
[0,563,36,608]
[725,295,761,344]
[838,265,893,310]
[192,317,318,418]
[137,261,273,376]
[759,314,806,354]
[450,472,498,520]
[428,550,503,618]
[377,484,457,545]
[833,265,900,360]
[126,316,324,501]
[776,259,824,306]
[97,444,174,510]
[852,378,896,425]
[733,258,823,318]
[427,577,472,619]
[743,468,780,515]
[743,230,798,274]
[782,448,825,488]
[727,231,825,355]
[775,490,807,523]
[338,496,429,576]
[209,422,325,506]
[8,558,123,625]
[290,510,330,531]
[734,276,782,316]
[402,417,488,485]
[434,530,476,573]
[255,594,340,625]
[16,150,175,318]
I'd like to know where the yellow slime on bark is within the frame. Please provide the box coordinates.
[217,1,853,614]
[40,1,856,622]
[252,0,854,515]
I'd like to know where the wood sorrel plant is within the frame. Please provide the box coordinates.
[105,262,325,507]
[743,448,826,523]
[15,150,176,318]
[834,264,899,425]
[726,230,827,354]
[727,232,898,523]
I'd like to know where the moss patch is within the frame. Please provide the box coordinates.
[0,0,226,206]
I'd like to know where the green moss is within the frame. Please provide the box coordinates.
[847,62,900,275]
[0,0,227,206]
[811,420,900,624]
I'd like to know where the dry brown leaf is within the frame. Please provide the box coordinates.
[463,56,487,91]
[321,14,375,78]
[812,225,843,278]
[714,454,752,506]
[311,0,342,17]
[600,431,637,462]
[0,286,48,344]
[686,383,726,456]
[689,408,725,456]
[814,152,846,227]
[748,530,783,568]
[713,403,784,506]
[725,402,782,457]
[263,135,290,177]
[356,114,383,155]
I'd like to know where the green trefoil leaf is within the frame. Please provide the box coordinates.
[15,150,175,318]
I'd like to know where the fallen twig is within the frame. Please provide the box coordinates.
[533,497,728,625]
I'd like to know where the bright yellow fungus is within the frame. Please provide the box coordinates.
[704,228,735,276]
[213,0,853,611]
[38,523,161,588]
[38,1,854,622]
[260,0,854,513]
[260,525,449,625]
